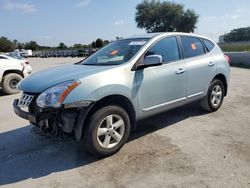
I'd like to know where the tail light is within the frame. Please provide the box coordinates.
[224,54,230,64]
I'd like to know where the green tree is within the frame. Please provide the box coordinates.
[135,0,198,33]
[103,40,110,46]
[116,36,123,40]
[25,41,40,51]
[72,43,88,49]
[91,41,96,48]
[224,27,250,42]
[13,39,18,49]
[95,38,103,48]
[0,37,14,52]
[58,42,67,49]
[16,42,25,49]
[73,43,83,49]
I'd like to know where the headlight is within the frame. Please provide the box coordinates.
[36,80,80,108]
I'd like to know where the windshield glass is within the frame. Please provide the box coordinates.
[82,38,149,65]
[7,53,23,60]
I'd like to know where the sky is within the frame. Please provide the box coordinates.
[0,0,250,46]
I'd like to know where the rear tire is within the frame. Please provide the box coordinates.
[83,106,131,157]
[2,73,22,95]
[201,79,225,112]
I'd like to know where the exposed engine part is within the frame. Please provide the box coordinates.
[30,108,86,140]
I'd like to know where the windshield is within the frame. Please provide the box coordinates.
[7,54,23,60]
[82,38,149,66]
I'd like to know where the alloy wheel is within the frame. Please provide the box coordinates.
[96,114,125,149]
[210,85,223,107]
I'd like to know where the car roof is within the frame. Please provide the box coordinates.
[127,32,163,39]
[126,32,212,41]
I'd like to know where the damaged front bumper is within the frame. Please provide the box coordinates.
[13,99,94,140]
[13,99,51,124]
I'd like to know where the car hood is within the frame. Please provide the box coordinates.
[19,64,114,93]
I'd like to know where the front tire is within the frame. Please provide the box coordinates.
[2,73,22,95]
[201,79,225,112]
[83,106,131,157]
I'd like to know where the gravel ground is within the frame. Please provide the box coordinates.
[0,58,250,188]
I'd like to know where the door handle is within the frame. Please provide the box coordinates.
[208,62,215,67]
[175,68,185,74]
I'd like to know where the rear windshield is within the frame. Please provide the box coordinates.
[81,38,149,66]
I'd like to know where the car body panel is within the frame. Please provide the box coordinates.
[211,46,231,86]
[19,64,116,93]
[185,52,216,103]
[135,60,187,119]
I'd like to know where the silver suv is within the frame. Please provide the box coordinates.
[13,33,230,157]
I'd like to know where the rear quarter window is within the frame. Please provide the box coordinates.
[181,36,205,58]
[203,39,215,52]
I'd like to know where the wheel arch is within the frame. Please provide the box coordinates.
[86,94,137,131]
[213,74,228,96]
[3,70,24,78]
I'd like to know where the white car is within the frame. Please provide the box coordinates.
[0,54,32,94]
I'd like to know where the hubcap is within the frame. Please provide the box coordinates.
[97,114,125,149]
[9,79,18,89]
[211,85,223,107]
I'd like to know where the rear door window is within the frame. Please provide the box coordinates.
[181,36,205,58]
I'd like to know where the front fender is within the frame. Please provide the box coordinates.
[63,84,135,106]
[0,66,23,83]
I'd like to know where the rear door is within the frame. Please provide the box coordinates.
[179,36,215,102]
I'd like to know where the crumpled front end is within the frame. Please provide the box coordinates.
[13,92,94,140]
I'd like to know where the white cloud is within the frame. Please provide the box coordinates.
[235,8,244,14]
[202,14,241,22]
[2,1,37,14]
[229,14,240,20]
[77,0,90,7]
[43,35,52,40]
[198,8,245,42]
[203,16,217,21]
[114,20,124,26]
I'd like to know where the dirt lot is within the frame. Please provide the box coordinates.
[0,58,250,188]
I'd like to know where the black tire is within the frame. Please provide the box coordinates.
[2,73,22,95]
[83,106,131,157]
[201,79,225,112]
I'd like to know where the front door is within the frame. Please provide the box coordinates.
[136,36,187,117]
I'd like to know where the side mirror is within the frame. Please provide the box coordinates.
[144,55,163,66]
[134,54,163,70]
